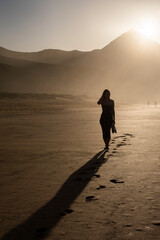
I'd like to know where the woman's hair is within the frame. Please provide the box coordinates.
[97,89,110,104]
[102,89,110,98]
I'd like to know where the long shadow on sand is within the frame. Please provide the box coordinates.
[1,149,108,240]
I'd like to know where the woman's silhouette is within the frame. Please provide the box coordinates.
[97,89,115,149]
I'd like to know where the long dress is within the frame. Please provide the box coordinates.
[100,103,114,141]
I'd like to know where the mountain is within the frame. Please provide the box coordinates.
[0,47,87,64]
[1,29,160,102]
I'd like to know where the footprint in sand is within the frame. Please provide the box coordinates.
[135,228,143,232]
[110,179,124,184]
[85,196,100,202]
[152,221,160,226]
[125,224,133,227]
[96,185,106,190]
[60,209,74,216]
[116,143,123,147]
[112,151,117,153]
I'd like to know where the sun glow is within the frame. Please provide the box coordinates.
[135,19,158,41]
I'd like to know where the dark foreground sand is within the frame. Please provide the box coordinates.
[0,101,160,240]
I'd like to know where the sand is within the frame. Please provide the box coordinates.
[0,99,160,240]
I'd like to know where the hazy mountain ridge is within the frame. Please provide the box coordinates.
[1,29,160,102]
[0,47,88,65]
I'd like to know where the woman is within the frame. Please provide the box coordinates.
[97,89,116,149]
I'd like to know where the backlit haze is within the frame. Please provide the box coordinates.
[1,0,160,52]
[1,0,160,103]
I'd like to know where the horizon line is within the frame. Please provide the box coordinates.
[0,28,160,53]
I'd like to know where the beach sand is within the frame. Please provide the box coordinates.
[0,98,160,240]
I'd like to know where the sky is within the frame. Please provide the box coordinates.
[1,0,160,52]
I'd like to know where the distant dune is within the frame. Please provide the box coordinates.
[0,92,95,116]
[0,29,160,103]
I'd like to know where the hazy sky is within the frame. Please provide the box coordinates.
[1,0,160,52]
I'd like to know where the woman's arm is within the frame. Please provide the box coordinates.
[97,98,102,105]
[112,100,115,124]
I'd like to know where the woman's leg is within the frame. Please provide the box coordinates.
[100,121,111,148]
[104,127,111,148]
